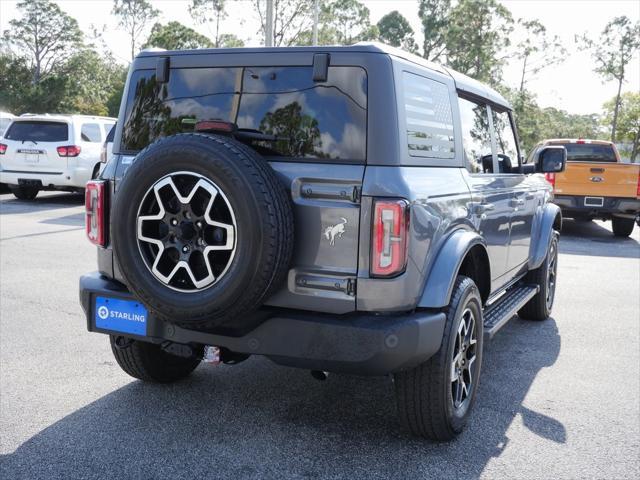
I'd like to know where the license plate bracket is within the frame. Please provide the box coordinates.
[94,296,148,336]
[584,196,604,207]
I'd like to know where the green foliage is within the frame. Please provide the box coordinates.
[1,0,83,84]
[444,0,513,85]
[514,19,566,92]
[259,102,322,156]
[377,10,418,53]
[254,0,313,46]
[579,16,640,141]
[418,0,451,61]
[507,88,604,154]
[112,0,160,60]
[144,22,214,50]
[218,34,245,48]
[189,0,228,47]
[297,0,377,46]
[603,92,640,161]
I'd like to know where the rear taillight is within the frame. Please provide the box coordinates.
[545,172,556,189]
[371,199,409,277]
[57,145,81,157]
[0,143,6,154]
[85,180,106,246]
[636,171,640,198]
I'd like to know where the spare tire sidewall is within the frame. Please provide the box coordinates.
[112,135,287,325]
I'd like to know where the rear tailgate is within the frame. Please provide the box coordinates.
[551,142,639,198]
[555,162,640,198]
[0,120,70,173]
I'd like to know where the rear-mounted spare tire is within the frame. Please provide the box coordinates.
[112,133,293,332]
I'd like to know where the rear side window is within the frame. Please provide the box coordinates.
[81,123,102,142]
[106,123,116,142]
[402,72,454,159]
[4,121,69,142]
[0,118,12,134]
[121,66,367,160]
[564,144,616,162]
[458,97,492,173]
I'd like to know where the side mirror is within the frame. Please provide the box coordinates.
[536,146,566,173]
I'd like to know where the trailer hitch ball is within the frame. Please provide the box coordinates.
[203,345,221,365]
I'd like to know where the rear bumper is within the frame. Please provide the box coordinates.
[554,195,640,218]
[79,272,446,376]
[0,166,91,189]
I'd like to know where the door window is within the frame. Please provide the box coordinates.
[458,97,492,173]
[81,123,102,143]
[491,109,519,172]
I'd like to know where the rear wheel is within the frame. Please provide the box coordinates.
[611,216,635,237]
[518,232,558,321]
[394,276,483,441]
[109,335,201,383]
[10,185,38,200]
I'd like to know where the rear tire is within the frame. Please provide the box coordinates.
[611,216,634,237]
[109,335,201,383]
[394,276,483,441]
[10,185,38,200]
[518,232,559,321]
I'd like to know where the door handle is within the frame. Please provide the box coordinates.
[524,193,535,200]
[473,202,495,215]
[510,198,525,208]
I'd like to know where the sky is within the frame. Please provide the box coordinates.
[0,0,639,115]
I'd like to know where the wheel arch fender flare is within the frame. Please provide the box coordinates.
[417,229,488,309]
[529,203,562,270]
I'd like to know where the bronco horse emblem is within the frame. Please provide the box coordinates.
[324,217,347,246]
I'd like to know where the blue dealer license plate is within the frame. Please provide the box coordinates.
[95,296,148,335]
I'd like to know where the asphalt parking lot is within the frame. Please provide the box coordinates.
[1,191,639,480]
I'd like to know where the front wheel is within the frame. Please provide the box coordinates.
[109,335,202,383]
[611,216,635,237]
[10,185,39,200]
[394,276,483,441]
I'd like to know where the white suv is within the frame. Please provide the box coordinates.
[0,114,116,200]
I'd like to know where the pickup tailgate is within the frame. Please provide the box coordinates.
[554,162,640,198]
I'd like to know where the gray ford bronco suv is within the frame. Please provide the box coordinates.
[80,43,566,441]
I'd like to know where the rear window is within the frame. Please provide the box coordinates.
[4,121,69,142]
[81,123,102,142]
[563,144,617,162]
[121,66,367,160]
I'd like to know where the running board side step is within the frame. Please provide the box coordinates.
[483,285,539,340]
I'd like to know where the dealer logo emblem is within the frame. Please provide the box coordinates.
[97,305,109,320]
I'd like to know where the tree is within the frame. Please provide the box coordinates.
[418,0,451,61]
[324,0,378,45]
[444,0,513,85]
[218,34,245,48]
[144,22,214,50]
[377,10,418,53]
[254,0,314,46]
[112,0,160,60]
[1,0,83,85]
[604,92,640,161]
[189,0,227,48]
[63,49,128,115]
[579,16,640,142]
[514,19,566,92]
[259,102,321,157]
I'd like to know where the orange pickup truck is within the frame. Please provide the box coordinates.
[529,139,639,237]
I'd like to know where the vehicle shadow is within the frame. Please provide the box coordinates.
[0,318,562,479]
[0,192,84,215]
[559,219,639,259]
